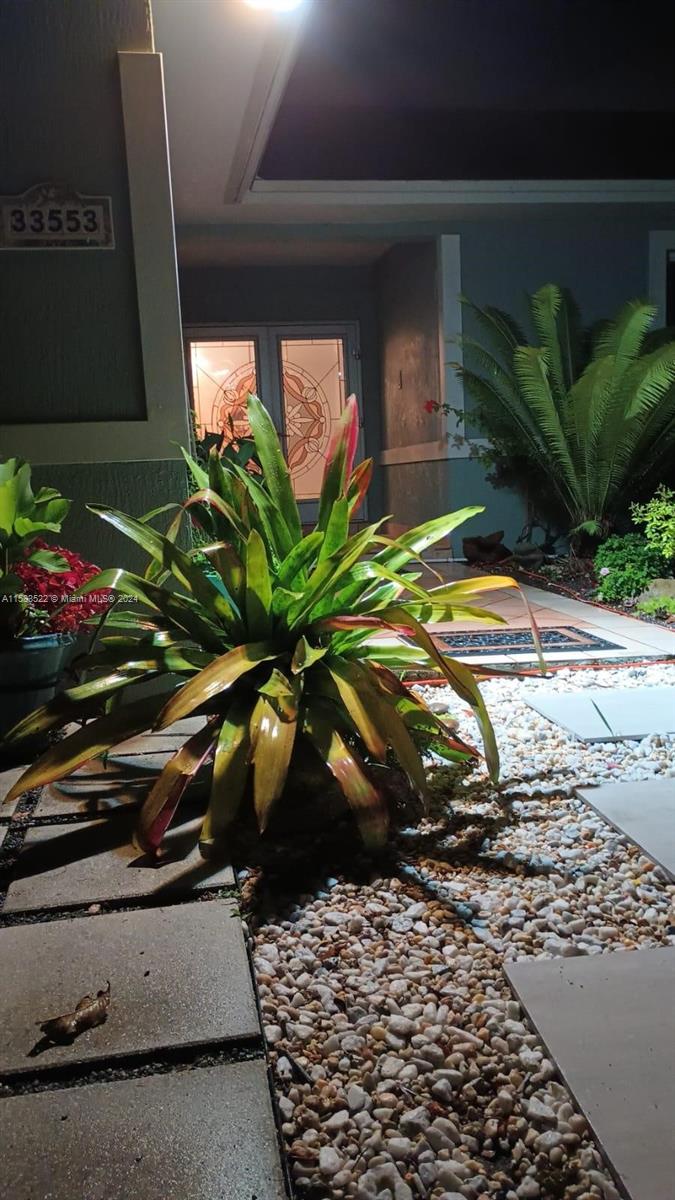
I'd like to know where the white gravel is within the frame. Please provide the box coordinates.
[252,662,675,1200]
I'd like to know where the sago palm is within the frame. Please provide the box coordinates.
[5,395,526,857]
[455,285,675,538]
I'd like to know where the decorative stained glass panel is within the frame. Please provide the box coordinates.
[279,337,347,500]
[190,340,257,441]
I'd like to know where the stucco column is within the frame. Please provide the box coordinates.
[0,0,190,568]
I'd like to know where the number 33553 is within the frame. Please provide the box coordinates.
[9,207,99,234]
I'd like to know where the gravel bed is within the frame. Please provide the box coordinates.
[252,663,675,1200]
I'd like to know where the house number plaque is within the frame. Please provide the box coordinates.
[0,183,114,249]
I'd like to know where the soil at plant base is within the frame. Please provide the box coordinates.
[481,557,675,629]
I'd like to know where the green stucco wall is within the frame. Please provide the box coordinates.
[1,0,190,575]
[0,0,151,424]
[31,461,188,572]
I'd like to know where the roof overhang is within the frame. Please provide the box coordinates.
[151,0,308,221]
[246,177,675,208]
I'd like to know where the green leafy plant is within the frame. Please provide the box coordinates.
[191,410,260,474]
[451,285,675,542]
[5,395,531,857]
[0,459,71,636]
[631,485,675,563]
[635,595,675,619]
[188,413,261,548]
[594,533,667,604]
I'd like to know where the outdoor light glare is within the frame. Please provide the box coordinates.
[243,0,305,11]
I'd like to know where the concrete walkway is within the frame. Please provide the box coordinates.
[425,562,675,665]
[0,746,289,1200]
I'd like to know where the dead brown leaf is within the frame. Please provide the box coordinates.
[38,981,111,1045]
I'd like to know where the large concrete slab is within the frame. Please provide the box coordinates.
[0,764,28,818]
[525,685,675,741]
[0,1061,287,1199]
[34,764,150,818]
[0,900,258,1073]
[114,722,205,755]
[33,757,207,818]
[3,814,234,913]
[506,947,675,1200]
[577,778,675,881]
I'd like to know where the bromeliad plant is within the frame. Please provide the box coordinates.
[5,396,521,856]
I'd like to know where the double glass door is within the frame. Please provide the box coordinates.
[186,324,363,516]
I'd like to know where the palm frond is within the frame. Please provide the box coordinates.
[593,299,656,377]
[512,347,579,508]
[529,284,567,406]
[459,295,526,367]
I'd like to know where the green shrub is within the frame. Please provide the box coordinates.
[631,485,675,563]
[636,596,675,619]
[452,286,675,543]
[0,458,72,636]
[594,534,667,603]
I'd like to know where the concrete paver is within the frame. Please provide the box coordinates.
[506,947,675,1200]
[577,777,675,880]
[34,757,206,818]
[0,1060,287,1199]
[113,721,205,755]
[0,765,28,818]
[0,900,258,1073]
[525,685,675,741]
[3,814,234,913]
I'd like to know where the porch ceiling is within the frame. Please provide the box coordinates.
[152,0,675,247]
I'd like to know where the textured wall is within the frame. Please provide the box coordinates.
[458,215,650,328]
[376,242,442,452]
[376,242,450,532]
[0,0,150,423]
[32,460,189,572]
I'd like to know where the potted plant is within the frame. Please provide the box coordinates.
[0,458,106,750]
[4,397,530,854]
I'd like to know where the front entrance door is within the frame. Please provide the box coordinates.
[185,323,364,521]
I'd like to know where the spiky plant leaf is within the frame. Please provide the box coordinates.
[200,697,253,853]
[247,392,301,547]
[136,719,219,854]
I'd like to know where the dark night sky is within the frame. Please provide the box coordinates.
[261,0,675,180]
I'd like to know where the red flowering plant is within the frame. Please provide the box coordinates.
[13,539,111,636]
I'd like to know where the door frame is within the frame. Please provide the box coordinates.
[184,321,366,517]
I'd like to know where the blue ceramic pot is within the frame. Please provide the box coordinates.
[0,632,74,753]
